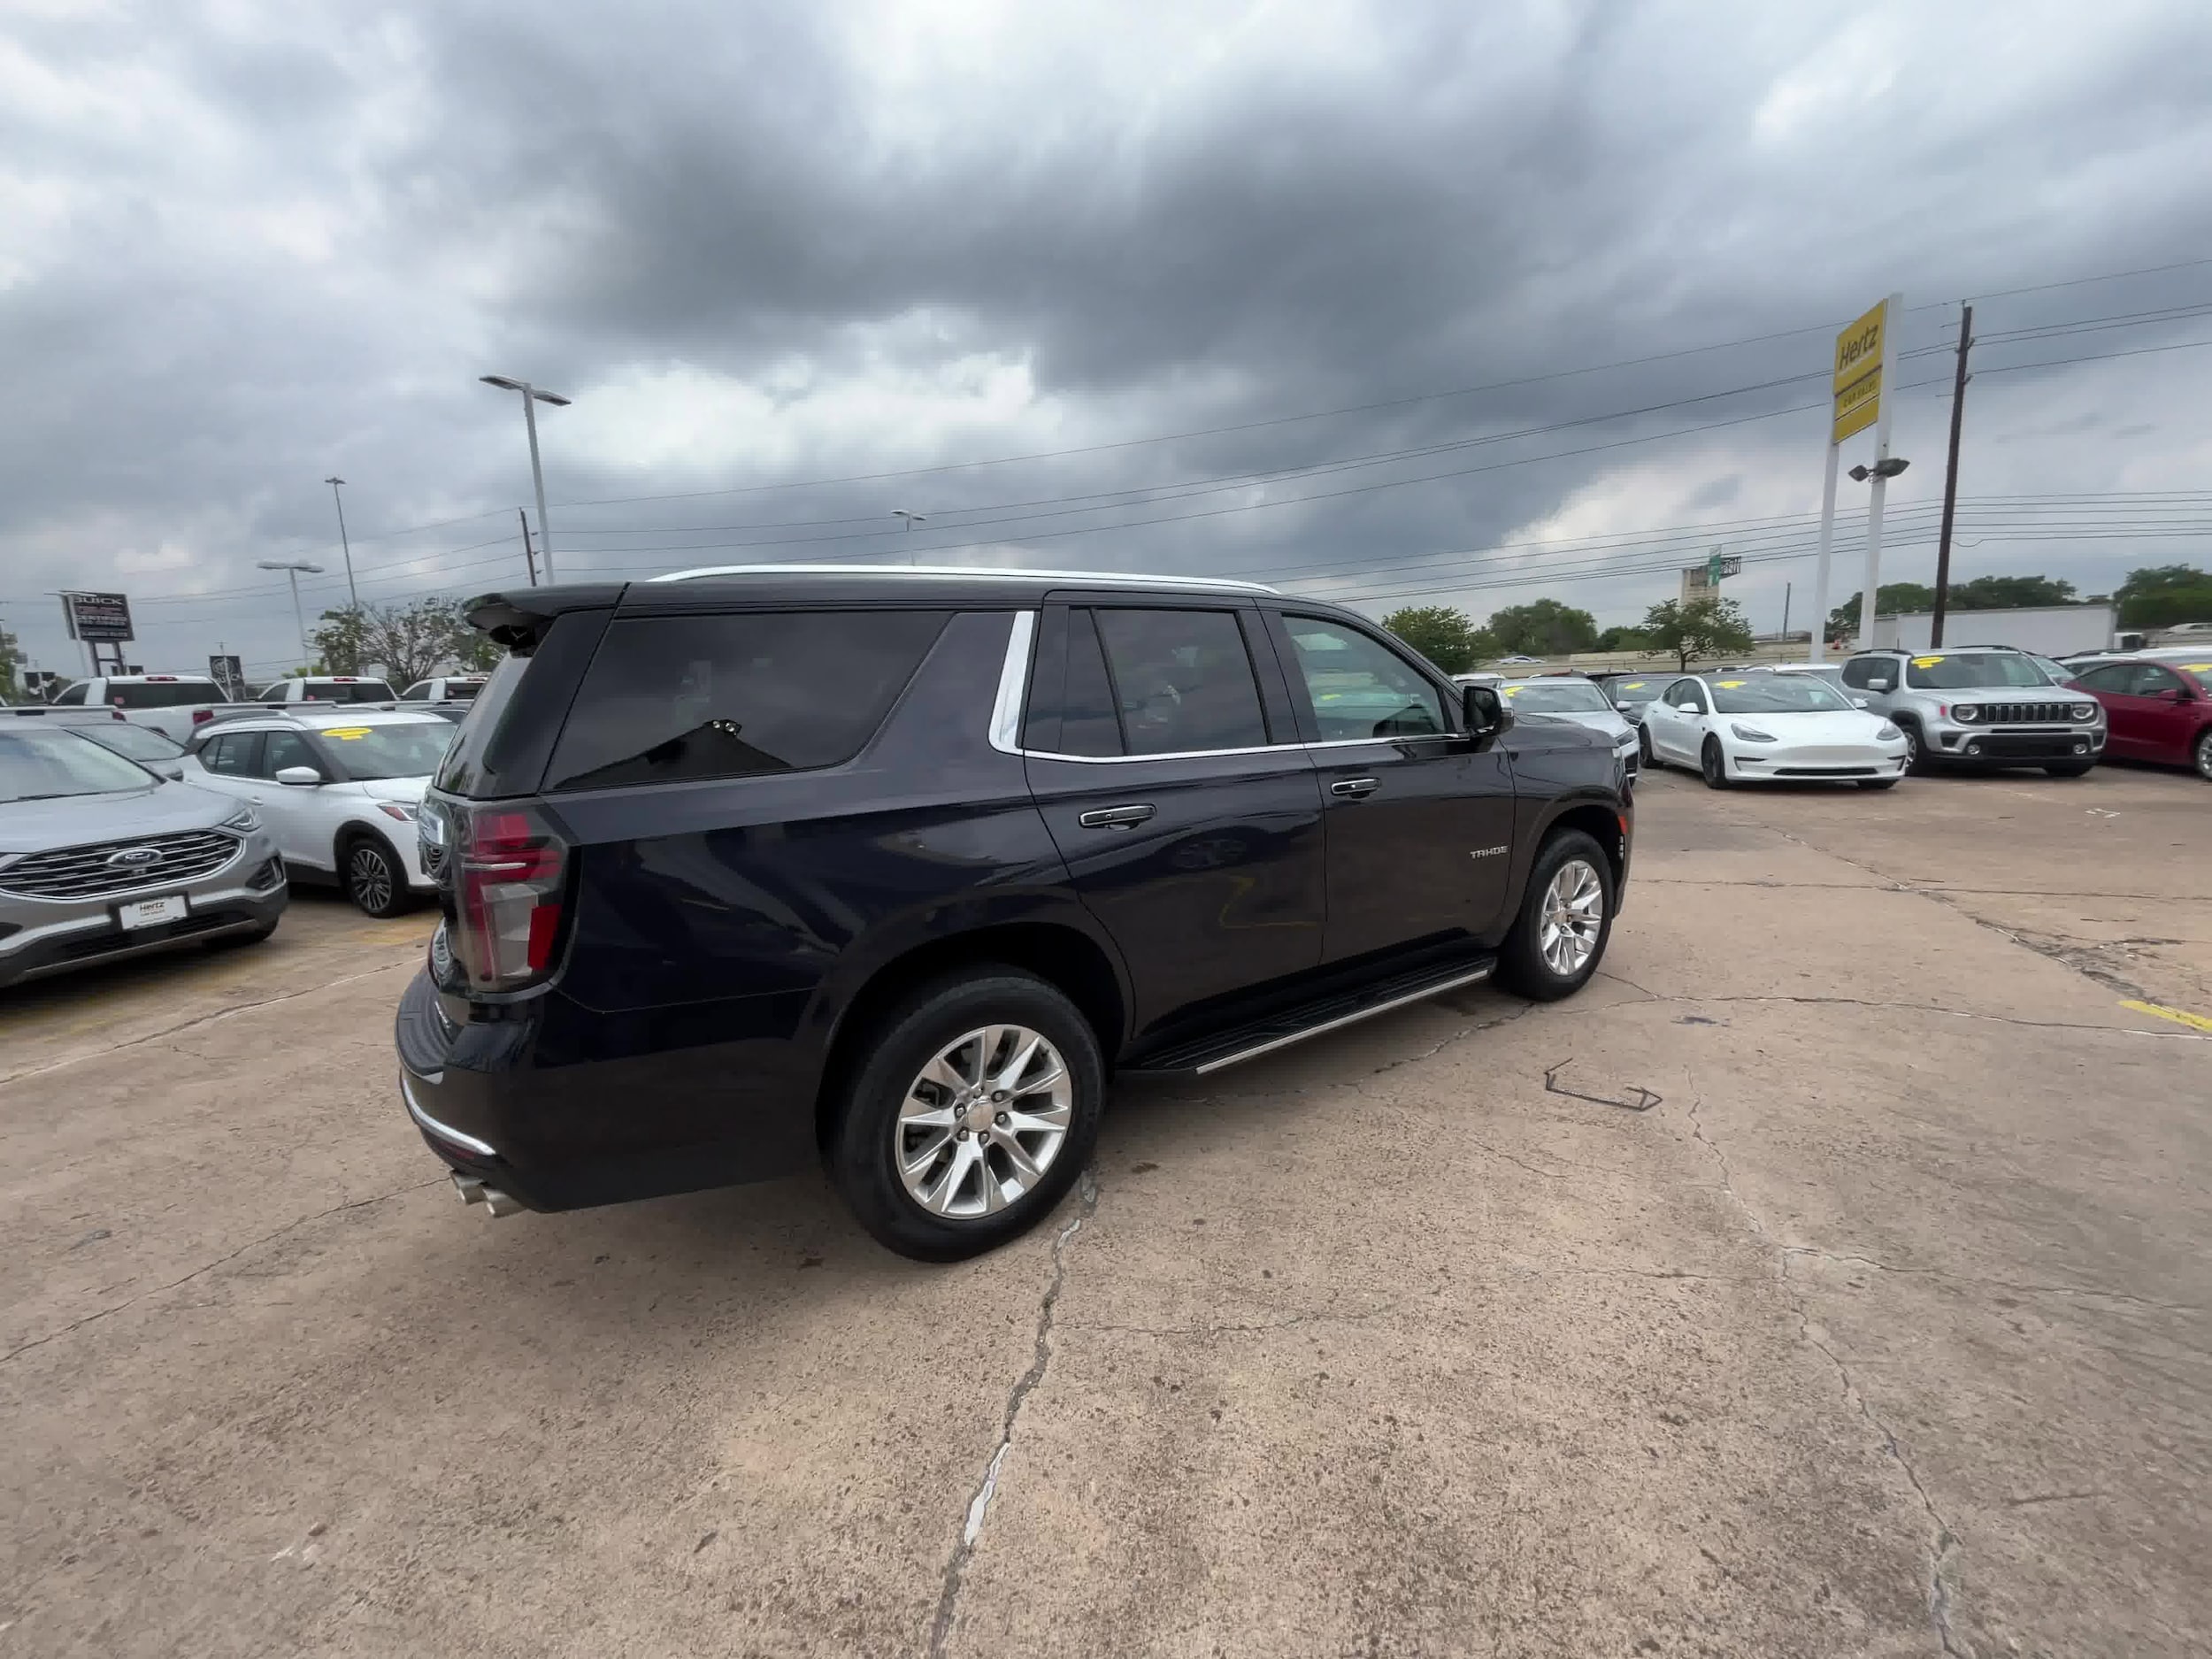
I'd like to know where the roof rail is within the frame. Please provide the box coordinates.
[647,562,1279,595]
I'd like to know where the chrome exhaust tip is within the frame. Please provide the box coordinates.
[480,1187,526,1218]
[451,1173,487,1206]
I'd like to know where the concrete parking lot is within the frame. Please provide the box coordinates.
[4,767,2207,1657]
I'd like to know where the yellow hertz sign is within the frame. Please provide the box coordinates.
[1832,299,1886,443]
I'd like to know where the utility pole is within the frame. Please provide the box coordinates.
[325,476,358,608]
[1782,581,1792,641]
[1930,303,1974,648]
[518,509,539,587]
[892,509,926,565]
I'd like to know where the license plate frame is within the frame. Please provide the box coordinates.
[118,894,188,930]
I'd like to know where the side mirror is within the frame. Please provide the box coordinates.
[274,765,324,787]
[162,765,186,781]
[1463,684,1515,739]
[1866,676,1894,693]
[1851,695,1870,709]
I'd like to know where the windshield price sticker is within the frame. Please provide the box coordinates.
[1717,680,1745,688]
[323,726,373,740]
[1911,656,1945,668]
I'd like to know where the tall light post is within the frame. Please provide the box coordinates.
[257,560,325,667]
[892,509,926,565]
[480,375,572,582]
[324,476,358,608]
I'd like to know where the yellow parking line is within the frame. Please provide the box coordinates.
[2119,999,2212,1034]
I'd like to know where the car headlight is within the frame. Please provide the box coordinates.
[2070,702,2099,722]
[1952,703,1980,723]
[220,804,260,833]
[1876,722,1902,741]
[376,802,419,822]
[1730,723,1778,742]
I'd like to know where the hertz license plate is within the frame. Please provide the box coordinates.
[119,895,188,930]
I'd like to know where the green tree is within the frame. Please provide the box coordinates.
[1826,582,1935,641]
[0,623,25,703]
[1642,595,1755,670]
[1379,604,1482,672]
[2114,565,2212,629]
[1953,574,2076,609]
[1596,626,1652,652]
[1483,599,1599,657]
[311,597,480,686]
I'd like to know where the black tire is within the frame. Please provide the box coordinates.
[1637,724,1655,769]
[827,969,1104,1261]
[341,833,410,918]
[1699,737,1732,789]
[2042,762,2094,778]
[1899,719,1935,776]
[1856,779,1900,790]
[1494,829,1615,1002]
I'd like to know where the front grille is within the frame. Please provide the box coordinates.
[1776,765,1878,776]
[0,829,240,901]
[1969,733,2089,758]
[1971,701,2076,725]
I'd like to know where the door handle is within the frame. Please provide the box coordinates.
[1077,803,1156,828]
[1330,777,1380,798]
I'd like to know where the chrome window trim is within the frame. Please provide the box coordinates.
[987,611,1037,755]
[403,1071,495,1158]
[988,597,1459,763]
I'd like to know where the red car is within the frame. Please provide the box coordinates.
[2070,657,2212,780]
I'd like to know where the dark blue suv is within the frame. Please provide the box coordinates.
[396,567,1632,1258]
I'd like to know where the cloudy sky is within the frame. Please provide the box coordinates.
[4,0,2210,680]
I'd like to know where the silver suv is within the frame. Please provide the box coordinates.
[0,725,288,989]
[1839,646,2105,776]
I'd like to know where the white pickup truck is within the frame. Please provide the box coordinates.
[48,674,248,742]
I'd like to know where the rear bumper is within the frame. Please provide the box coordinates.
[393,969,819,1212]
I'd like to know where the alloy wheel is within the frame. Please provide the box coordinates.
[895,1025,1072,1218]
[2197,730,2212,781]
[349,845,394,913]
[1539,858,1605,977]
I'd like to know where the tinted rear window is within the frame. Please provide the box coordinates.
[545,610,950,791]
[106,681,226,709]
[305,680,398,703]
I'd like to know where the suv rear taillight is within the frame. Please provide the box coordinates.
[452,804,569,991]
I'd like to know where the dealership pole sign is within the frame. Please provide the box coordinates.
[60,591,135,644]
[1807,293,1902,664]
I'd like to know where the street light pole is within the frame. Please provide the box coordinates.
[324,476,357,609]
[257,560,326,667]
[480,376,572,582]
[892,510,926,566]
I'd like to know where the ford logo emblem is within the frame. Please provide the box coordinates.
[106,847,164,868]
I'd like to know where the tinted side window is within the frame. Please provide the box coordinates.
[2074,664,2131,693]
[1092,608,1269,756]
[260,685,289,702]
[54,683,87,705]
[202,733,263,775]
[547,610,950,791]
[400,682,431,701]
[262,732,320,778]
[2131,664,2183,696]
[1279,616,1445,741]
[1057,610,1123,757]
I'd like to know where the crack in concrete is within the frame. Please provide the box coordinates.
[1683,1097,1971,1657]
[1607,981,2205,1041]
[0,958,419,1088]
[927,1166,1098,1659]
[1362,996,1534,1076]
[1778,1246,2201,1314]
[1,1177,443,1366]
[1066,1298,1399,1339]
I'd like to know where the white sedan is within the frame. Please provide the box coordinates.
[1640,672,1908,789]
[182,709,455,914]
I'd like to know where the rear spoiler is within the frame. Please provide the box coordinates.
[465,585,627,653]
